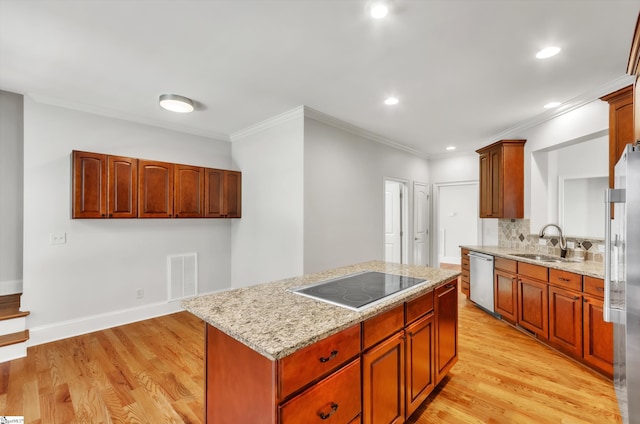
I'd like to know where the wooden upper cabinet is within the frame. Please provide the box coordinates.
[205,168,242,218]
[174,164,204,218]
[108,155,137,218]
[73,151,137,218]
[627,11,640,144]
[601,85,634,189]
[73,151,107,218]
[476,139,525,218]
[138,160,174,218]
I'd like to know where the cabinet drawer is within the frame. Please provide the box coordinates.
[279,359,361,424]
[279,324,360,400]
[362,305,404,350]
[518,262,548,281]
[583,276,605,298]
[495,257,517,273]
[406,290,434,324]
[549,269,582,292]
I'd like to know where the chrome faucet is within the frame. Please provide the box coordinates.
[538,224,567,258]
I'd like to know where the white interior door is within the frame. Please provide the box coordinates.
[413,182,430,266]
[385,181,402,263]
[437,183,478,265]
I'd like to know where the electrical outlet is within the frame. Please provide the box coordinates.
[598,244,605,253]
[538,238,546,246]
[567,241,575,249]
[49,233,66,245]
[136,288,144,299]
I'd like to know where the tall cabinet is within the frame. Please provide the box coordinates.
[600,85,634,188]
[476,139,526,218]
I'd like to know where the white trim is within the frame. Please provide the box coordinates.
[230,105,304,141]
[27,290,222,347]
[304,106,427,158]
[383,177,411,265]
[0,279,23,295]
[0,316,26,336]
[0,341,27,363]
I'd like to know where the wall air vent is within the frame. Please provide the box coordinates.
[167,253,198,301]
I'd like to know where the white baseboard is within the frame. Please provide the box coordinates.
[0,279,23,295]
[0,341,27,363]
[28,300,184,347]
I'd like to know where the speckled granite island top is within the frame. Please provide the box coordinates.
[181,260,459,361]
[460,245,604,279]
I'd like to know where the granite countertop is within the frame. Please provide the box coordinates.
[460,245,604,279]
[181,260,460,361]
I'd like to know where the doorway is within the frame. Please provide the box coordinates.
[384,179,408,264]
[435,182,479,266]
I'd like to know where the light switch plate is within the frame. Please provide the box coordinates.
[49,233,66,245]
[567,241,575,249]
[538,238,546,246]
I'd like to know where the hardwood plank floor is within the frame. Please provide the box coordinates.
[0,289,621,423]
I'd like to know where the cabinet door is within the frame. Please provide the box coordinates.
[174,164,204,218]
[405,312,435,418]
[478,151,493,218]
[435,280,458,383]
[583,295,614,376]
[108,155,137,218]
[204,168,224,217]
[138,160,174,218]
[224,170,242,218]
[489,147,502,217]
[362,331,405,424]
[72,151,106,218]
[517,276,548,339]
[494,270,517,324]
[548,286,582,358]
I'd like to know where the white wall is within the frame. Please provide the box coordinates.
[230,115,304,288]
[303,117,430,273]
[519,100,609,231]
[23,98,233,345]
[0,91,24,294]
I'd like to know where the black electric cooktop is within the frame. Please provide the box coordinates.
[289,271,428,311]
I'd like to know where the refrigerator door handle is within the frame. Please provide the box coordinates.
[604,188,625,323]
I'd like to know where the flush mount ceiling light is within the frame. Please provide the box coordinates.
[536,46,561,59]
[544,101,561,109]
[446,146,456,151]
[369,1,389,19]
[159,94,194,113]
[384,97,399,105]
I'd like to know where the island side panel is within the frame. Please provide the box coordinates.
[206,325,277,424]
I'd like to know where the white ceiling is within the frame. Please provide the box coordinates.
[0,0,637,157]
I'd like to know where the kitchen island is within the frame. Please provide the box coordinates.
[182,260,460,424]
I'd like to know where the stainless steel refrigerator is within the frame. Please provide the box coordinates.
[605,143,640,424]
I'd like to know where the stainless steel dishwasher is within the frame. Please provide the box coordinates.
[469,251,495,313]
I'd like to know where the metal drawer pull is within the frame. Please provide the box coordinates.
[559,277,571,282]
[445,283,455,289]
[596,287,604,291]
[319,403,339,419]
[319,350,338,363]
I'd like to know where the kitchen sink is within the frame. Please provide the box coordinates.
[510,253,566,263]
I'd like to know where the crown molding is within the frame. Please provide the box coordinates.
[28,93,231,142]
[229,105,304,141]
[302,106,428,158]
[483,74,634,145]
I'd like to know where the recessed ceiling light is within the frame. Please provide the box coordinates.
[370,2,389,19]
[536,46,561,59]
[159,94,194,113]
[384,97,399,105]
[544,101,561,109]
[446,146,456,151]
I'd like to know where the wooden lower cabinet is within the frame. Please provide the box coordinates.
[583,294,614,377]
[494,269,518,324]
[405,313,435,417]
[548,286,583,358]
[517,276,548,339]
[435,281,458,382]
[362,331,405,424]
[280,359,361,424]
[460,249,470,297]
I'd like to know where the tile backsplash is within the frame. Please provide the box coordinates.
[497,219,604,262]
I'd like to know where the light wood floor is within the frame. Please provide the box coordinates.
[1,289,622,423]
